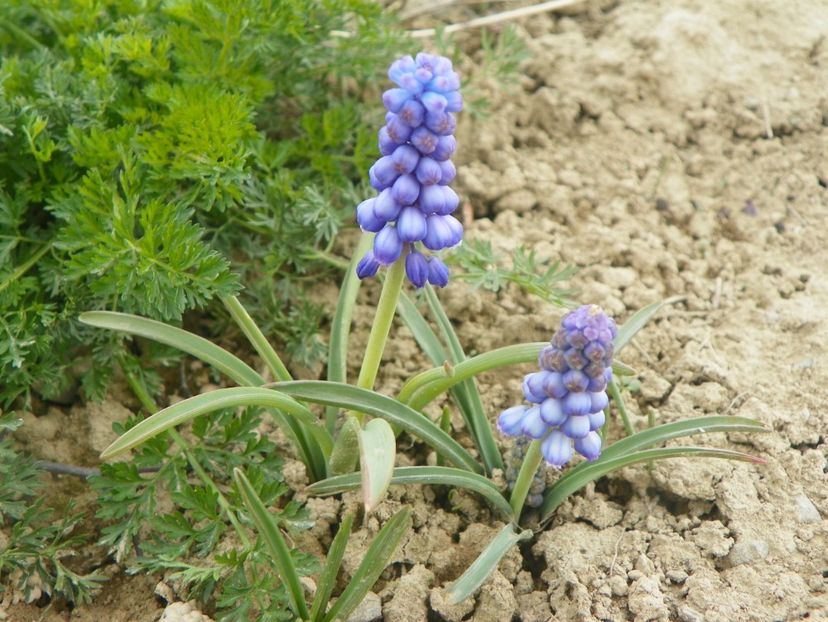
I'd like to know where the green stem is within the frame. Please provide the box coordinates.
[509,439,543,522]
[354,260,406,411]
[300,249,350,271]
[0,243,51,295]
[1,21,45,50]
[607,379,635,436]
[120,362,252,549]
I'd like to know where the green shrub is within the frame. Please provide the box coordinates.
[0,0,402,405]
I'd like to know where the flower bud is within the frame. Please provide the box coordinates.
[397,207,427,243]
[405,251,429,288]
[427,257,449,287]
[373,225,402,265]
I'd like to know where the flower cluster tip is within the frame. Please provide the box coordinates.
[498,305,617,468]
[355,53,463,288]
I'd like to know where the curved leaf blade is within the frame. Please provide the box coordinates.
[322,508,411,622]
[307,466,513,518]
[273,381,481,473]
[397,292,449,365]
[446,523,532,604]
[550,415,767,497]
[233,468,310,620]
[79,311,264,386]
[100,387,329,459]
[358,418,396,513]
[541,446,766,522]
[310,513,354,621]
[600,415,767,462]
[81,312,329,480]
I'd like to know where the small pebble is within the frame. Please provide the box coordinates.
[795,494,821,523]
[678,605,705,622]
[609,575,628,596]
[728,539,769,565]
[347,591,382,622]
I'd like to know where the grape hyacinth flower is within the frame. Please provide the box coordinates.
[498,305,617,468]
[355,53,463,288]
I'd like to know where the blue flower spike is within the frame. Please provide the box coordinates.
[498,305,617,468]
[355,53,463,287]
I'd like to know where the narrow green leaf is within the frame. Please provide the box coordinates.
[404,343,547,409]
[233,468,310,621]
[326,235,372,432]
[446,523,532,604]
[307,466,513,518]
[614,300,664,354]
[322,508,411,622]
[607,377,635,436]
[80,310,329,480]
[421,286,503,473]
[310,513,354,621]
[273,381,481,473]
[222,295,291,382]
[397,293,449,365]
[550,415,767,500]
[541,446,766,522]
[100,387,331,459]
[611,360,637,376]
[422,285,465,365]
[79,311,263,386]
[358,418,396,513]
[600,415,767,462]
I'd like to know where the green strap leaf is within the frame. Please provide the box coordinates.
[446,523,532,604]
[79,311,264,386]
[100,387,331,460]
[322,508,411,622]
[614,299,674,354]
[600,415,767,462]
[403,342,547,409]
[222,295,291,382]
[549,415,767,503]
[422,286,503,473]
[272,381,481,474]
[80,310,329,481]
[310,513,354,621]
[358,418,396,513]
[396,293,450,365]
[306,466,513,518]
[541,446,766,522]
[233,468,310,621]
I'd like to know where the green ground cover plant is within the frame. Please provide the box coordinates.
[0,0,402,407]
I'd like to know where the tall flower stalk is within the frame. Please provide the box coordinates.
[355,53,464,401]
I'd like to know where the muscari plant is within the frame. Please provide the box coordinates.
[81,52,767,614]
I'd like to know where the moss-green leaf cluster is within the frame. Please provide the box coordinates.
[0,0,403,405]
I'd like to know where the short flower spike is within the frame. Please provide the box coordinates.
[497,305,617,467]
[355,53,464,288]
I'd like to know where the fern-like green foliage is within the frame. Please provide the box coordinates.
[0,0,403,405]
[0,414,104,604]
[449,238,576,306]
[90,405,318,622]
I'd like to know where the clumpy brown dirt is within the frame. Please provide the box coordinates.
[4,0,828,620]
